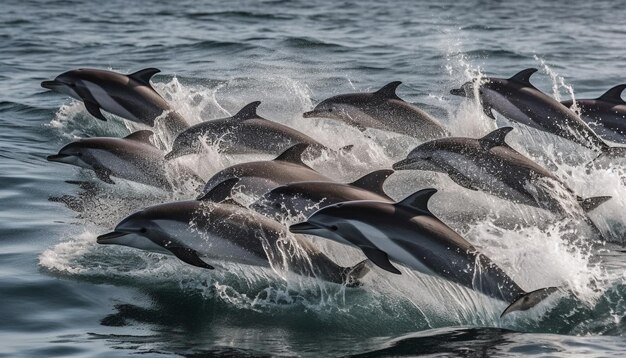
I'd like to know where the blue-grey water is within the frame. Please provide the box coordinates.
[1,0,626,356]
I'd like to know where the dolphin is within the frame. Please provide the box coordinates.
[289,189,559,317]
[251,169,394,220]
[392,127,610,215]
[97,179,369,286]
[200,143,333,198]
[561,85,626,144]
[41,68,188,133]
[303,81,449,140]
[47,130,175,189]
[165,101,329,159]
[450,68,614,153]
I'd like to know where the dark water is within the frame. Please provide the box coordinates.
[1,0,626,356]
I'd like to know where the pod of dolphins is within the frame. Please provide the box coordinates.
[43,67,626,317]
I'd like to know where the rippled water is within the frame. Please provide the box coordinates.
[1,0,625,356]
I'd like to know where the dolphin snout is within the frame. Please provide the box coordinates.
[450,88,466,96]
[302,110,316,118]
[41,80,60,90]
[164,150,180,160]
[47,153,70,162]
[289,221,318,233]
[392,158,414,170]
[96,231,128,244]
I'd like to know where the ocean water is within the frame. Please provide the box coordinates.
[1,0,626,356]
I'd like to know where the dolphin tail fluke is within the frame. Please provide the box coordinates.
[500,287,559,317]
[341,259,371,287]
[577,195,612,212]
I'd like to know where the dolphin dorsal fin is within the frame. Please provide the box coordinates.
[274,143,310,166]
[395,188,437,216]
[233,101,262,120]
[129,68,161,86]
[124,130,154,143]
[598,84,626,103]
[373,81,402,100]
[349,169,394,198]
[197,178,240,203]
[479,127,513,150]
[509,68,538,85]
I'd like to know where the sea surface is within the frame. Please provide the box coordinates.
[1,0,626,356]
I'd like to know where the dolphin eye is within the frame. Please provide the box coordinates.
[329,225,338,231]
[328,108,333,112]
[140,227,147,233]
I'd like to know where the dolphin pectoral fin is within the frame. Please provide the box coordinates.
[94,168,115,184]
[167,246,215,269]
[84,100,107,121]
[341,259,371,287]
[360,247,401,274]
[501,287,560,317]
[448,173,479,191]
[348,120,368,132]
[482,101,496,119]
[577,195,612,212]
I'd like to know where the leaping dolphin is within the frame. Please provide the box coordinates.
[561,84,626,144]
[289,189,559,317]
[303,81,449,140]
[165,101,329,159]
[47,130,180,189]
[97,179,369,286]
[393,127,610,216]
[41,68,189,133]
[251,169,394,220]
[200,143,333,198]
[450,68,618,154]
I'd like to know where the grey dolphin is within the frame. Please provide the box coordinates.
[392,127,610,215]
[47,130,175,189]
[97,179,369,286]
[303,81,449,140]
[450,68,612,152]
[165,101,328,159]
[200,143,333,198]
[251,169,394,220]
[289,189,558,316]
[41,68,188,133]
[561,85,626,144]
